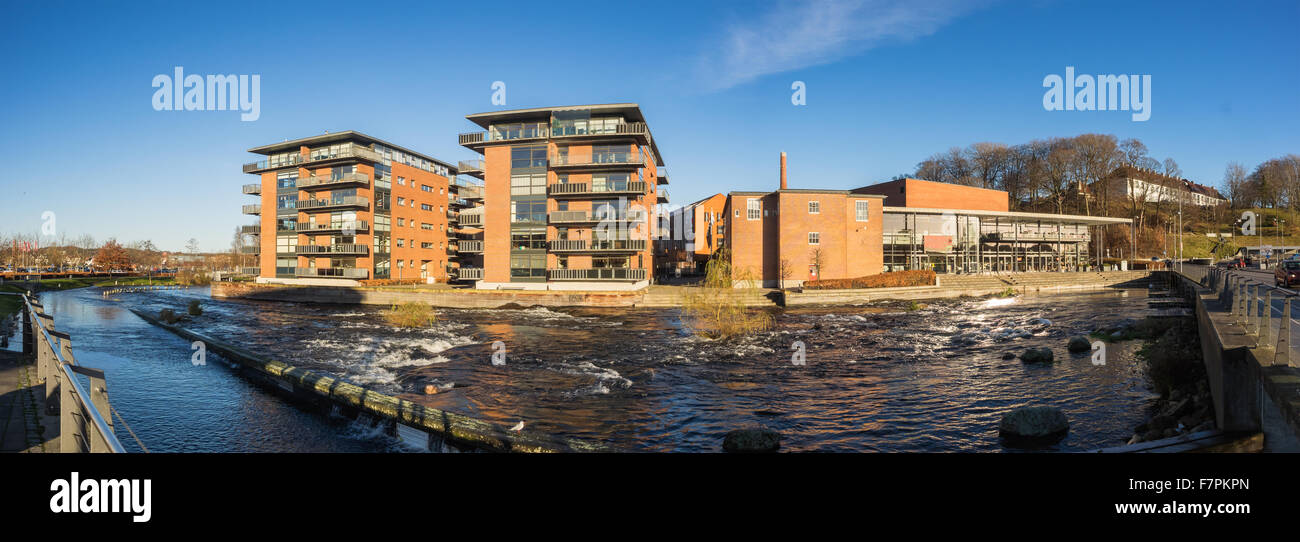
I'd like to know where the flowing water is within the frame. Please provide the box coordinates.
[3,283,1166,452]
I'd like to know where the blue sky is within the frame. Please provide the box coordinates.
[2,0,1297,251]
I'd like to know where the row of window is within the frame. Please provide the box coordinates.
[742,199,872,221]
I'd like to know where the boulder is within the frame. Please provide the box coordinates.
[999,406,1069,447]
[1067,336,1092,352]
[1019,347,1055,364]
[722,428,781,453]
[1001,351,1017,360]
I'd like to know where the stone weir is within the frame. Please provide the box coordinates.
[129,308,609,453]
[212,282,639,309]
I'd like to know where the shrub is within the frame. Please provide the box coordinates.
[174,270,211,286]
[382,302,438,328]
[159,308,181,324]
[802,270,936,290]
[360,279,425,287]
[681,248,773,339]
[187,300,202,316]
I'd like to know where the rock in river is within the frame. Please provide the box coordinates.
[723,428,781,453]
[1019,347,1055,364]
[999,406,1069,446]
[1067,336,1092,352]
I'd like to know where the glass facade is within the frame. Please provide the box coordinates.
[883,211,1092,273]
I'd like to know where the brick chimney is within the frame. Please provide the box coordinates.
[780,152,787,190]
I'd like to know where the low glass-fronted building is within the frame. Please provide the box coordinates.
[881,207,1130,273]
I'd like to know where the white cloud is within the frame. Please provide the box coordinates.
[697,0,987,91]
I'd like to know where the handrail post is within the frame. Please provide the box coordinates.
[1262,288,1273,345]
[1246,284,1257,334]
[21,294,32,355]
[1278,296,1293,367]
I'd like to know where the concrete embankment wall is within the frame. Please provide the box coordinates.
[213,282,639,308]
[1169,270,1300,451]
[213,271,1152,309]
[130,308,606,453]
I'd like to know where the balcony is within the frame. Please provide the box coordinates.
[459,240,483,253]
[242,204,262,215]
[656,188,669,203]
[459,123,549,147]
[657,170,669,184]
[295,243,369,256]
[548,239,646,252]
[459,213,483,226]
[457,267,483,281]
[243,145,382,173]
[240,246,260,254]
[548,210,646,224]
[550,121,650,144]
[547,268,647,281]
[240,224,261,234]
[242,183,262,195]
[239,267,260,276]
[548,181,648,197]
[458,159,484,179]
[549,151,648,169]
[295,267,369,279]
[297,172,371,191]
[296,196,369,212]
[297,220,370,234]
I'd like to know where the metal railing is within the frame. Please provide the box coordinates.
[295,243,369,255]
[548,180,648,196]
[458,240,483,252]
[297,220,369,233]
[548,210,646,223]
[242,204,262,215]
[240,224,261,234]
[296,196,369,211]
[547,268,647,281]
[548,239,646,252]
[457,267,483,280]
[549,151,648,168]
[239,267,260,276]
[457,159,484,176]
[1201,266,1299,367]
[297,172,371,190]
[459,213,483,226]
[242,144,381,172]
[6,292,125,453]
[242,183,262,195]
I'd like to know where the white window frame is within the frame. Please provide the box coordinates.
[855,200,870,222]
[746,199,760,220]
[808,201,820,214]
[808,232,820,245]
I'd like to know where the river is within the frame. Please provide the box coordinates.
[3,283,1166,452]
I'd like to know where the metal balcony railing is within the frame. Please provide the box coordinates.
[459,240,483,252]
[456,185,484,200]
[298,220,369,234]
[239,267,260,276]
[548,210,646,223]
[549,151,647,168]
[295,267,369,279]
[547,268,647,281]
[240,224,261,234]
[457,267,483,280]
[240,246,260,254]
[297,172,371,190]
[296,196,369,211]
[242,183,262,195]
[242,204,262,215]
[459,122,549,146]
[458,159,484,177]
[550,121,649,140]
[243,144,381,172]
[295,244,369,255]
[548,181,648,196]
[459,213,484,226]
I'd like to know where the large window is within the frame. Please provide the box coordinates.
[510,199,546,223]
[277,195,296,209]
[276,235,297,253]
[510,253,546,279]
[511,145,547,169]
[592,172,631,192]
[746,199,761,220]
[856,200,871,222]
[808,201,820,214]
[511,173,547,195]
[808,232,820,245]
[276,171,297,188]
[511,230,546,250]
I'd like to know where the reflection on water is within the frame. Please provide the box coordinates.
[10,284,1163,452]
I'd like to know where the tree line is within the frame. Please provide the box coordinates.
[1222,155,1300,210]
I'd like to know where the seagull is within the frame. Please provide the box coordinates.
[509,421,525,432]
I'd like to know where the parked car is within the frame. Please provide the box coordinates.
[1277,260,1300,287]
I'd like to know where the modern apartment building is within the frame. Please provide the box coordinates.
[658,192,726,276]
[240,131,459,284]
[456,104,667,290]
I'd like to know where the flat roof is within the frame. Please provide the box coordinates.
[728,190,887,197]
[883,206,1132,225]
[247,130,454,170]
[464,103,663,166]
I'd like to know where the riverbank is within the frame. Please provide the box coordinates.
[212,270,1152,309]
